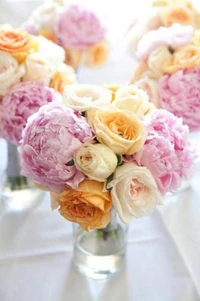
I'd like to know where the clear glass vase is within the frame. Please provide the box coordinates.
[73,208,128,280]
[2,142,43,210]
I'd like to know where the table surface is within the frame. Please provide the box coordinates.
[0,1,200,300]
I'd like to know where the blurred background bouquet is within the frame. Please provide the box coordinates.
[0,23,76,208]
[23,0,110,69]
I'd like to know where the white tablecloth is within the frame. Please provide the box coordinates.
[0,1,200,300]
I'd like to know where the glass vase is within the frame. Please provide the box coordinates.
[73,208,128,280]
[2,142,43,210]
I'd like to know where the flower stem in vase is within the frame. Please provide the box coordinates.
[3,142,44,210]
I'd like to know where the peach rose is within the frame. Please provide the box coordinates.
[38,28,57,43]
[84,40,109,67]
[114,85,156,118]
[147,46,172,78]
[163,45,200,74]
[50,63,76,93]
[0,26,39,63]
[160,2,195,27]
[51,179,112,231]
[88,106,147,155]
[65,48,83,69]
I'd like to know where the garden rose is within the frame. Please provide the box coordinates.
[51,179,112,231]
[107,162,162,223]
[159,67,200,130]
[0,26,39,63]
[55,4,106,49]
[126,110,195,194]
[19,103,93,193]
[0,51,25,96]
[136,23,194,60]
[74,143,118,182]
[163,45,200,74]
[84,41,110,67]
[50,63,76,93]
[88,106,147,155]
[0,82,61,144]
[63,84,112,112]
[23,52,53,85]
[114,85,156,118]
[147,46,172,78]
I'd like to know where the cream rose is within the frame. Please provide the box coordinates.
[37,36,65,68]
[134,76,160,107]
[23,52,53,84]
[63,84,112,112]
[107,162,163,223]
[147,46,172,78]
[88,106,147,155]
[114,84,155,118]
[74,143,118,182]
[0,51,25,96]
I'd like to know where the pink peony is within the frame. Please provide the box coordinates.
[136,23,193,60]
[159,67,200,131]
[54,4,106,49]
[0,81,61,145]
[19,103,93,193]
[125,110,194,194]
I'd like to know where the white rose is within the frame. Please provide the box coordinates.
[74,143,118,182]
[108,162,163,223]
[0,51,25,96]
[147,46,172,78]
[32,1,61,30]
[134,75,160,107]
[114,84,155,118]
[23,52,54,85]
[63,84,112,112]
[37,36,65,69]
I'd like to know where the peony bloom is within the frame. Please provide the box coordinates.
[19,103,93,193]
[0,51,25,96]
[0,81,61,144]
[125,110,195,194]
[107,162,162,223]
[136,23,194,60]
[54,4,106,49]
[159,68,200,131]
[50,179,112,231]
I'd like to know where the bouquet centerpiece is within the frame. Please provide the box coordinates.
[18,83,195,278]
[24,1,110,69]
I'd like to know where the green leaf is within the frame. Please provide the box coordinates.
[65,159,74,166]
[116,154,122,166]
[105,173,114,191]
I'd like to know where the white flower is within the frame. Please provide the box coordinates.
[108,162,163,223]
[63,84,112,112]
[0,51,25,96]
[74,143,118,182]
[23,52,54,85]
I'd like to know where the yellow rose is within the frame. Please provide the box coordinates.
[192,29,200,46]
[147,46,172,78]
[84,40,109,67]
[74,143,118,182]
[88,106,147,155]
[0,27,39,63]
[163,45,200,74]
[50,63,76,93]
[102,84,122,102]
[160,2,195,27]
[130,62,150,83]
[38,28,57,43]
[51,180,112,231]
[114,85,156,117]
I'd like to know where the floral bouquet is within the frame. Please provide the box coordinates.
[18,83,195,230]
[126,0,200,57]
[0,24,75,195]
[129,23,200,133]
[24,1,110,69]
